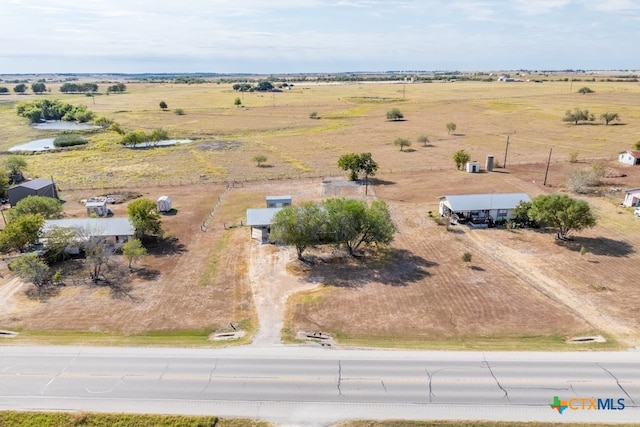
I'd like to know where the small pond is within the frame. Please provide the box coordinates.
[8,138,55,152]
[33,121,101,131]
[8,138,193,152]
[126,139,193,148]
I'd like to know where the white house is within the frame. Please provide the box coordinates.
[41,217,135,252]
[618,150,640,166]
[439,192,531,227]
[622,188,640,207]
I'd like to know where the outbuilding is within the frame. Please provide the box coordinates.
[246,208,282,243]
[7,178,58,207]
[266,196,292,208]
[439,192,531,227]
[157,195,172,213]
[86,200,108,217]
[618,150,640,166]
[622,187,640,207]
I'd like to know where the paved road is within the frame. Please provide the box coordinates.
[0,346,638,426]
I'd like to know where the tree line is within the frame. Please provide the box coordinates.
[16,99,95,123]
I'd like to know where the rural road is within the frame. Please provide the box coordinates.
[0,346,638,426]
[0,277,25,315]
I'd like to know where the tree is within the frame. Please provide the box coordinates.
[337,152,378,181]
[309,111,319,119]
[452,149,470,170]
[565,165,604,194]
[9,253,53,299]
[462,252,472,264]
[386,108,404,121]
[270,203,326,260]
[253,154,267,167]
[122,238,147,269]
[109,122,125,135]
[600,112,620,125]
[577,86,594,94]
[0,87,9,93]
[418,135,430,147]
[40,226,78,261]
[83,234,115,282]
[635,141,640,151]
[528,194,596,240]
[148,128,169,143]
[13,83,27,93]
[127,198,163,239]
[7,195,63,223]
[512,201,536,228]
[31,82,47,93]
[0,169,10,197]
[159,101,168,110]
[446,122,457,134]
[106,83,127,93]
[256,81,274,91]
[324,198,396,255]
[120,130,147,147]
[562,108,595,125]
[234,97,242,107]
[4,155,27,183]
[394,137,411,151]
[0,214,44,253]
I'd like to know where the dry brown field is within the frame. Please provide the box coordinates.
[1,77,639,348]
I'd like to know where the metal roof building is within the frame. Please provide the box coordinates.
[7,178,58,207]
[439,192,530,226]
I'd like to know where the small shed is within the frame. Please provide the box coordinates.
[618,151,640,166]
[465,161,480,173]
[86,200,108,216]
[266,196,292,208]
[157,195,172,213]
[622,188,640,207]
[246,208,282,243]
[7,178,58,207]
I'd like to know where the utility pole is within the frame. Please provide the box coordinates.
[543,147,553,186]
[503,136,510,168]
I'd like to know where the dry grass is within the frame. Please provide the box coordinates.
[2,78,640,348]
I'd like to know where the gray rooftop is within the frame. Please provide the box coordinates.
[266,195,292,201]
[42,217,135,237]
[440,193,530,212]
[15,178,55,190]
[246,208,282,226]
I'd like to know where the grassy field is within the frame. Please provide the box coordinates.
[0,411,271,427]
[1,76,640,349]
[2,78,639,188]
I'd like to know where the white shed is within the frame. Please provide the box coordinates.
[618,151,640,166]
[86,200,108,217]
[465,161,480,173]
[157,196,172,213]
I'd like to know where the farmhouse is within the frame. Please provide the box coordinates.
[7,178,58,207]
[618,150,640,166]
[41,217,135,251]
[439,192,531,227]
[622,188,640,207]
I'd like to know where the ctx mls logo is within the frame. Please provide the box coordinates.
[550,395,625,414]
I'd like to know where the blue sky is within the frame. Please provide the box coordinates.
[1,0,639,74]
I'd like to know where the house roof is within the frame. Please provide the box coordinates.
[246,208,282,226]
[12,178,55,191]
[619,150,640,158]
[42,217,134,237]
[624,187,640,194]
[440,193,531,212]
[266,195,292,201]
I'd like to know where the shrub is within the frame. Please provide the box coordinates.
[174,108,185,115]
[53,135,88,148]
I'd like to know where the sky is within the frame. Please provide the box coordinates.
[1,0,639,74]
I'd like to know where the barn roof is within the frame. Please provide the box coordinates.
[246,208,282,226]
[440,193,531,212]
[42,217,135,237]
[13,178,55,191]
